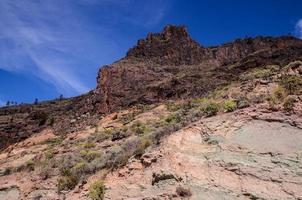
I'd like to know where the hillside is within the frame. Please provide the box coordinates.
[0,25,302,199]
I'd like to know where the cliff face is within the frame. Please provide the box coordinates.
[94,25,302,113]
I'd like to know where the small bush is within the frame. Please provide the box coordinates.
[43,137,63,146]
[202,102,220,117]
[134,138,152,156]
[165,114,182,124]
[166,102,182,111]
[223,100,237,112]
[72,161,87,174]
[82,141,96,149]
[283,97,296,112]
[280,76,302,95]
[130,121,151,135]
[45,148,55,160]
[241,68,273,80]
[273,86,286,101]
[80,150,102,162]
[91,128,112,142]
[89,180,105,200]
[57,175,78,191]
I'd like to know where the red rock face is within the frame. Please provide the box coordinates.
[94,25,302,113]
[126,25,207,65]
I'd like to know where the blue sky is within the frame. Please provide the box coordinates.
[0,0,302,106]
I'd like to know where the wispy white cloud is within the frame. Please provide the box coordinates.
[0,0,168,96]
[295,19,302,39]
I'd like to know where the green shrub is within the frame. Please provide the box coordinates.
[223,100,237,112]
[134,138,152,156]
[82,141,96,149]
[42,137,63,146]
[91,128,112,142]
[80,150,102,162]
[267,86,286,110]
[166,102,182,111]
[202,102,220,117]
[165,114,181,124]
[130,121,151,135]
[57,175,78,191]
[89,180,105,200]
[273,86,286,101]
[45,148,55,160]
[280,76,302,95]
[241,68,273,80]
[209,85,231,99]
[72,161,87,174]
[283,97,296,112]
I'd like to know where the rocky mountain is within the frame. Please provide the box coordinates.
[0,25,302,200]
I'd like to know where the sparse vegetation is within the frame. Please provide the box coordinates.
[80,150,102,162]
[57,175,78,191]
[42,137,63,146]
[166,102,182,111]
[134,137,152,156]
[78,141,96,149]
[89,180,106,200]
[72,161,88,174]
[164,113,181,124]
[283,97,296,112]
[130,121,151,135]
[272,86,286,101]
[223,100,237,112]
[280,75,302,95]
[44,148,55,160]
[202,102,220,117]
[240,68,273,80]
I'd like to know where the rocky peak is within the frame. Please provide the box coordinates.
[126,25,205,65]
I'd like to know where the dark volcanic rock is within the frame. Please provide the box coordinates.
[126,25,207,65]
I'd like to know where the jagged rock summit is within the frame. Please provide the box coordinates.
[126,25,206,65]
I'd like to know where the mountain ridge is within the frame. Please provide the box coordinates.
[0,25,302,149]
